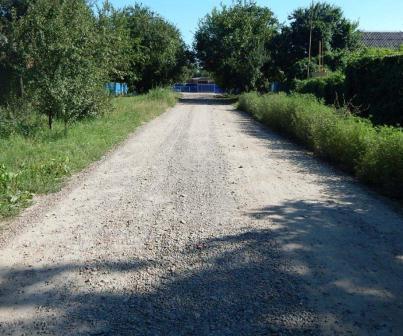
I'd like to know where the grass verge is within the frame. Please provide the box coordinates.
[0,88,177,218]
[238,92,403,200]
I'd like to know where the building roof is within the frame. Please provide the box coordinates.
[360,31,403,49]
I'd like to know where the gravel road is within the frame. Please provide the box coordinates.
[1,93,402,335]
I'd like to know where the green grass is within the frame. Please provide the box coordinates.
[238,92,403,200]
[0,88,177,218]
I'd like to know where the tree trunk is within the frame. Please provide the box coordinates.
[19,75,24,97]
[48,112,53,129]
[64,119,68,136]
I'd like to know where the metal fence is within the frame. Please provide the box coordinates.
[106,82,128,96]
[173,83,224,94]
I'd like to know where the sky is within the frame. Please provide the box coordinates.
[108,0,403,46]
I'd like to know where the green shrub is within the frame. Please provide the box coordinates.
[146,88,178,106]
[345,54,403,125]
[0,107,13,138]
[311,112,376,171]
[0,99,43,138]
[294,72,345,105]
[0,165,32,216]
[357,127,403,198]
[238,92,403,199]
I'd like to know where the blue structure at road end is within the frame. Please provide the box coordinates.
[106,82,128,96]
[173,83,224,94]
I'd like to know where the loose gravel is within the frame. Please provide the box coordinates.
[0,93,402,335]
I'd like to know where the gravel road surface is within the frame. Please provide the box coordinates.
[1,93,402,335]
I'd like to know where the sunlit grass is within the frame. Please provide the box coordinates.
[0,89,177,218]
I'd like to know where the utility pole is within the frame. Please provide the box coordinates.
[307,0,314,79]
[318,41,322,72]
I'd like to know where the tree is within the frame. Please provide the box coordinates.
[194,0,278,92]
[0,0,29,23]
[95,1,131,83]
[273,2,360,81]
[122,5,188,92]
[9,0,108,129]
[0,0,30,98]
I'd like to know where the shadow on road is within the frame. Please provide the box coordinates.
[1,203,402,335]
[231,107,403,334]
[0,229,313,335]
[179,94,237,106]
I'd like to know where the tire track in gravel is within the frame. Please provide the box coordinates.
[0,93,402,336]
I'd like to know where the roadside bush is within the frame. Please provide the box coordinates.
[0,157,69,216]
[357,127,403,198]
[238,92,403,199]
[294,72,345,105]
[0,165,32,216]
[146,88,178,106]
[0,99,42,138]
[345,54,403,125]
[287,57,324,82]
[0,107,13,138]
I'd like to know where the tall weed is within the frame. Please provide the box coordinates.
[238,92,403,199]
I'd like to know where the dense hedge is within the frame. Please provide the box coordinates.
[345,54,403,125]
[294,72,345,105]
[238,92,403,199]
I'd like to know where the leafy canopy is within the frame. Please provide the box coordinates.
[194,0,278,92]
[273,2,360,80]
[122,5,189,92]
[6,0,109,127]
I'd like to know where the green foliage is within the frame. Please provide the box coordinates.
[194,0,278,92]
[0,164,32,216]
[238,92,403,199]
[273,2,360,80]
[8,0,109,128]
[0,0,187,134]
[0,98,43,138]
[0,1,30,99]
[0,89,177,218]
[122,5,189,92]
[292,49,403,125]
[95,1,132,82]
[345,54,403,125]
[357,126,403,195]
[145,87,178,106]
[287,57,324,81]
[348,47,403,61]
[0,1,184,217]
[193,1,361,91]
[294,72,345,105]
[0,106,14,138]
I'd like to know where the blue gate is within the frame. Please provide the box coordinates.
[173,83,223,93]
[106,82,128,96]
